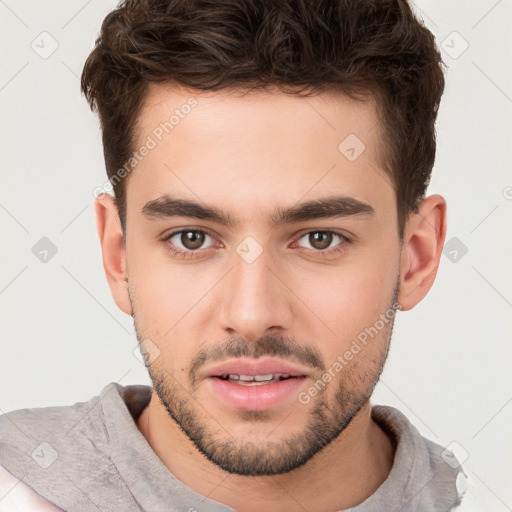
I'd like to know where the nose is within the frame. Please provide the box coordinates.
[216,244,294,342]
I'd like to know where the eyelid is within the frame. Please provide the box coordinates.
[291,230,351,257]
[293,228,352,243]
[161,227,219,247]
[161,227,352,257]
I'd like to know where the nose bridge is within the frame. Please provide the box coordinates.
[217,239,292,340]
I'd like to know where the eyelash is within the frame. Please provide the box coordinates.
[161,228,351,259]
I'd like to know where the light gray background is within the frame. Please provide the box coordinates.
[0,1,510,510]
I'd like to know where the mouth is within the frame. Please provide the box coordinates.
[216,373,299,386]
[202,357,311,411]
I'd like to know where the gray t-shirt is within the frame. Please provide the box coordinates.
[0,382,466,511]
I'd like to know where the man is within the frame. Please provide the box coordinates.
[0,0,467,510]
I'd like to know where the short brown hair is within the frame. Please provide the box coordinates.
[81,0,445,239]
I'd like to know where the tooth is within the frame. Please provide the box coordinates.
[228,374,240,380]
[238,375,254,381]
[254,374,274,381]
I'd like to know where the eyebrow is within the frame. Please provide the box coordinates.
[141,194,375,227]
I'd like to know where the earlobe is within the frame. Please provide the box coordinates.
[95,195,132,316]
[397,195,447,311]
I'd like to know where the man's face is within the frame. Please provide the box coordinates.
[124,84,402,476]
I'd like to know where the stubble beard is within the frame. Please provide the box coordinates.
[130,280,399,476]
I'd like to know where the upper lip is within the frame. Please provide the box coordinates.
[202,357,312,379]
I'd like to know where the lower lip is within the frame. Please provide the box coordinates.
[207,377,307,411]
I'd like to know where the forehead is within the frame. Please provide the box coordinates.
[127,82,394,223]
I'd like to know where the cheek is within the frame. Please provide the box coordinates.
[126,243,202,346]
[130,272,199,375]
[128,249,225,369]
[132,269,206,335]
[290,246,398,355]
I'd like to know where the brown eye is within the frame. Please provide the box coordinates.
[164,229,215,253]
[296,231,347,252]
[309,232,333,250]
[180,230,206,250]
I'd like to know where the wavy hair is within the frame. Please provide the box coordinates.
[81,0,445,238]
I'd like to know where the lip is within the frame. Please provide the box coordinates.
[202,357,312,380]
[201,357,312,411]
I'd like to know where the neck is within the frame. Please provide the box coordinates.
[136,393,395,512]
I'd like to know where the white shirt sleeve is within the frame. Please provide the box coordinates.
[0,464,63,512]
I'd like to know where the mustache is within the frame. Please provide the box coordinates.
[189,333,325,385]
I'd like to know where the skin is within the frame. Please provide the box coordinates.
[95,83,447,511]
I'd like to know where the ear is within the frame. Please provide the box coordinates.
[397,194,447,311]
[95,194,132,316]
